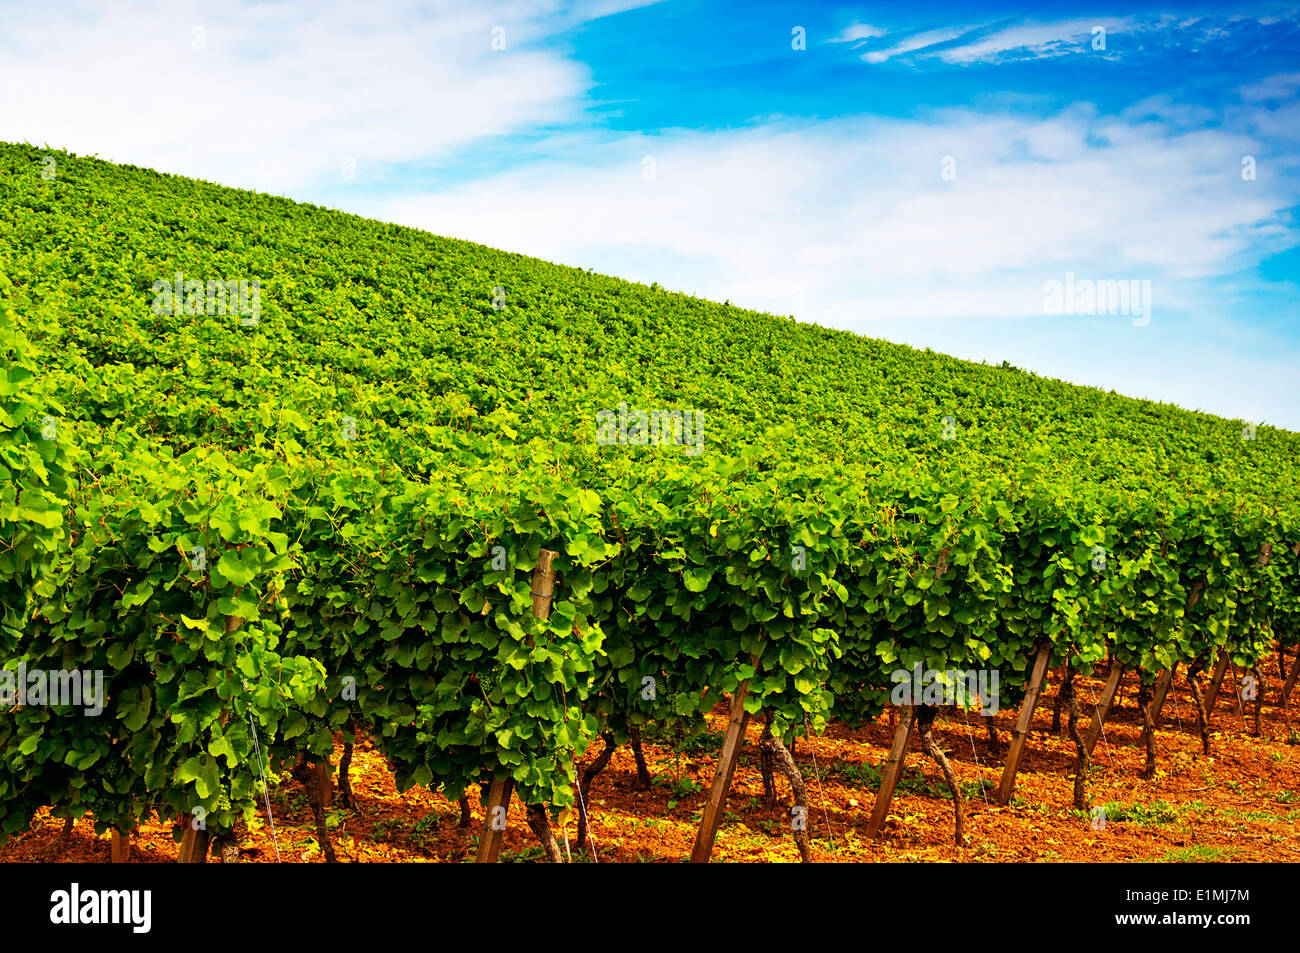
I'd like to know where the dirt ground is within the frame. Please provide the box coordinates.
[4,668,1298,863]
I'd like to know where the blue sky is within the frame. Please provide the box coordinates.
[2,0,1298,427]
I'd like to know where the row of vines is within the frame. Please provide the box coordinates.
[2,143,1298,860]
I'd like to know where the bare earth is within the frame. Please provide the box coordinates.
[4,670,1297,863]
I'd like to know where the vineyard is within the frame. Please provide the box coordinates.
[2,140,1298,863]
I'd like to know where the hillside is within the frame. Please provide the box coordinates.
[1,141,1295,506]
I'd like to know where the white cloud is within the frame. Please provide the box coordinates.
[845,12,1300,67]
[854,17,1134,66]
[1239,72,1300,102]
[375,107,1294,307]
[861,26,974,63]
[934,17,1132,64]
[0,0,640,193]
[831,22,887,44]
[572,0,664,21]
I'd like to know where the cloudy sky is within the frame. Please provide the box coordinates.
[3,0,1298,426]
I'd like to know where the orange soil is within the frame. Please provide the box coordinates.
[4,670,1298,863]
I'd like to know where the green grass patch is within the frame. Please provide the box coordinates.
[1095,800,1181,825]
[1153,846,1233,863]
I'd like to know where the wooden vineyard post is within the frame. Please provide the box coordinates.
[996,643,1052,806]
[865,706,919,840]
[1281,651,1300,716]
[1249,665,1262,737]
[1204,651,1232,713]
[1227,659,1247,719]
[1148,666,1177,729]
[529,548,557,621]
[690,664,756,863]
[110,830,131,863]
[474,778,515,863]
[1050,663,1068,734]
[177,815,210,863]
[316,762,333,810]
[475,548,556,864]
[1083,664,1125,757]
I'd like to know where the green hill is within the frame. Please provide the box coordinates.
[1,142,1294,503]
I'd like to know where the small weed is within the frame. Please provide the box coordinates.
[653,773,702,809]
[409,811,442,847]
[959,778,995,801]
[1095,801,1180,825]
[502,844,546,863]
[832,761,882,789]
[1155,845,1232,863]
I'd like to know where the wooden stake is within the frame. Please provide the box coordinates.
[177,815,210,863]
[1251,666,1262,737]
[1083,663,1124,757]
[1149,665,1178,729]
[690,675,754,863]
[110,830,131,863]
[997,643,1052,806]
[475,549,557,863]
[1204,651,1231,712]
[1280,651,1300,732]
[474,777,515,863]
[530,549,557,622]
[1281,650,1300,709]
[316,761,333,810]
[1228,659,1247,719]
[865,705,919,839]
